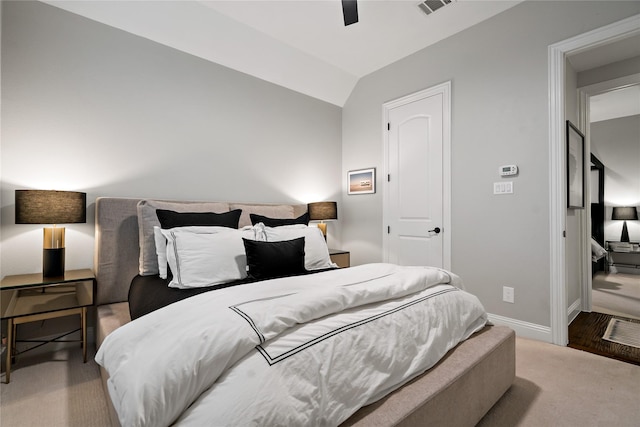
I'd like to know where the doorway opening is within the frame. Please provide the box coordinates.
[548,14,640,346]
[578,79,640,320]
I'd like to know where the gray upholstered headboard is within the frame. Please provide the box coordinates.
[93,197,307,306]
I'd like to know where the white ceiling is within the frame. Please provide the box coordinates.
[45,0,523,106]
[590,84,640,123]
[200,0,521,78]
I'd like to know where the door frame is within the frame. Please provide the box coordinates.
[548,14,640,345]
[382,81,452,270]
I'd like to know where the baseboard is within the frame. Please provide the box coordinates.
[488,313,552,343]
[568,299,582,325]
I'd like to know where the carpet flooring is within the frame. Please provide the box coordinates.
[477,337,640,427]
[569,311,640,366]
[592,272,640,320]
[0,346,109,426]
[2,337,640,427]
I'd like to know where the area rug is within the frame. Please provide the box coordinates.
[603,318,640,349]
[568,311,640,366]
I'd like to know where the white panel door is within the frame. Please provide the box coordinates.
[384,84,449,267]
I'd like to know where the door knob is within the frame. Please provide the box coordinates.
[428,227,441,234]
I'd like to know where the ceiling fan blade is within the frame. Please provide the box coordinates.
[342,0,358,26]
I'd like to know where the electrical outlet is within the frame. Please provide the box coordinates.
[503,286,515,303]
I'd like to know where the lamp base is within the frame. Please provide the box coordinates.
[317,222,327,241]
[43,248,65,278]
[620,221,630,243]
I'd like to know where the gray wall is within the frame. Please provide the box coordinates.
[341,1,640,327]
[578,56,640,88]
[0,1,342,276]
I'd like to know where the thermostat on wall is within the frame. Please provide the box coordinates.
[499,165,518,176]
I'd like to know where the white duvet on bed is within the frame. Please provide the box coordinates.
[95,263,487,427]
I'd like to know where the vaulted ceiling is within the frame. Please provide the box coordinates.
[44,0,523,106]
[43,1,639,118]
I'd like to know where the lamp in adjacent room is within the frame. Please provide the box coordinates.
[611,206,638,243]
[308,201,338,240]
[15,190,87,278]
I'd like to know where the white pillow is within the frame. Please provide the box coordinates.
[160,228,255,288]
[591,238,607,262]
[262,225,336,270]
[137,199,230,275]
[153,226,169,279]
[154,226,239,279]
[245,223,267,242]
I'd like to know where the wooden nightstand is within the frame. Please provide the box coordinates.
[329,249,350,268]
[1,269,95,383]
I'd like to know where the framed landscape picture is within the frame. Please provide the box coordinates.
[348,168,375,195]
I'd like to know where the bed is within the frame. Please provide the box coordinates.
[93,197,515,427]
[591,154,606,274]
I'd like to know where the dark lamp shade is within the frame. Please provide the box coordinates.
[15,190,87,224]
[308,201,338,221]
[611,206,638,221]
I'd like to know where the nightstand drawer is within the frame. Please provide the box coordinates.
[329,249,350,268]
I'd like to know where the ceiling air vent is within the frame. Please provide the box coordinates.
[418,0,453,16]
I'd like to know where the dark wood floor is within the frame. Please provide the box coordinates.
[569,311,640,366]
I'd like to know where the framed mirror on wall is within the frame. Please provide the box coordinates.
[566,120,585,209]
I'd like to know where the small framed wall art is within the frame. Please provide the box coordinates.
[348,168,375,195]
[566,120,585,209]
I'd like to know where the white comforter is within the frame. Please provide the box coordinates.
[95,263,487,427]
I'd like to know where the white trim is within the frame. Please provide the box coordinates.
[548,14,640,346]
[382,81,452,270]
[568,298,582,325]
[488,313,552,343]
[578,89,593,313]
[548,41,567,345]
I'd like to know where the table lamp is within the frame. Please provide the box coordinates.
[15,190,87,278]
[611,206,638,243]
[308,201,338,240]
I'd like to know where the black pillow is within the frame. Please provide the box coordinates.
[156,209,241,229]
[249,212,310,227]
[243,237,306,280]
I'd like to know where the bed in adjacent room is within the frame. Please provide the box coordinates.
[591,154,607,274]
[93,197,515,427]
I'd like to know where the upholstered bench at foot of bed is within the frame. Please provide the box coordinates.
[97,302,131,427]
[96,304,514,427]
[96,303,131,350]
[341,325,516,427]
